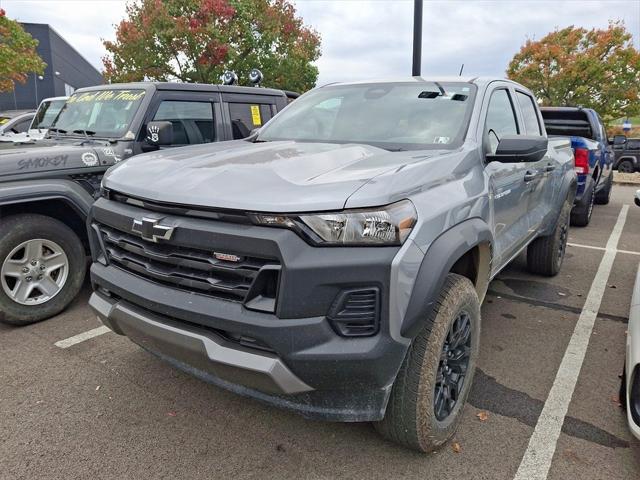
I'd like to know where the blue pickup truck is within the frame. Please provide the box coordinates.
[541,107,614,226]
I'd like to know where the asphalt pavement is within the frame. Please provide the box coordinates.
[1,185,639,480]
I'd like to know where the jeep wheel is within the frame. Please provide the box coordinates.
[374,273,480,452]
[0,215,86,326]
[570,178,595,227]
[618,160,634,173]
[594,173,613,205]
[527,200,570,276]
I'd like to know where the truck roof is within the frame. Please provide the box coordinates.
[74,82,288,98]
[321,76,531,90]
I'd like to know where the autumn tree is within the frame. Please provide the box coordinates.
[103,0,321,92]
[507,22,640,123]
[0,9,46,93]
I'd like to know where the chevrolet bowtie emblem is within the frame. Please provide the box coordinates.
[132,217,174,243]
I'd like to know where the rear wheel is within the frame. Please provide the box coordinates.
[527,199,570,276]
[594,173,613,205]
[374,274,480,452]
[0,214,86,326]
[570,178,595,227]
[618,160,634,173]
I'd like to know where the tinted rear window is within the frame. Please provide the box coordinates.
[541,109,594,139]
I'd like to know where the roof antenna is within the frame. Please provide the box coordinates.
[459,64,464,76]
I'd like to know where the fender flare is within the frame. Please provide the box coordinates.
[400,218,493,338]
[0,179,94,219]
[616,155,639,167]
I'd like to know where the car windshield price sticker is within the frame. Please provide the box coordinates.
[251,105,262,126]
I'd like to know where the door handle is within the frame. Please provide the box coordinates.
[524,170,539,182]
[544,164,556,172]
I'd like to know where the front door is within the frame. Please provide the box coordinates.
[482,87,532,273]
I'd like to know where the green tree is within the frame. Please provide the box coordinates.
[0,9,46,93]
[507,22,640,123]
[103,0,321,92]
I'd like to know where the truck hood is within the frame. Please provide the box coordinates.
[0,141,122,177]
[104,140,442,212]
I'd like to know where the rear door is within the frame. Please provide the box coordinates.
[482,86,532,271]
[513,89,554,231]
[221,93,279,140]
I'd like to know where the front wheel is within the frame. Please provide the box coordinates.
[618,160,634,173]
[0,214,86,326]
[374,274,480,452]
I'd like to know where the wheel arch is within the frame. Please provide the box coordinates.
[400,218,493,338]
[0,180,94,252]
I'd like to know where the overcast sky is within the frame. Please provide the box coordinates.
[1,0,638,86]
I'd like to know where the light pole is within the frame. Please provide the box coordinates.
[33,74,39,108]
[412,0,423,76]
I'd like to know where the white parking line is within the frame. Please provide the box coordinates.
[568,242,640,256]
[54,325,111,349]
[514,204,629,480]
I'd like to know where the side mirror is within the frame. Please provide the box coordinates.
[145,121,173,146]
[613,134,627,146]
[635,190,640,207]
[486,135,548,163]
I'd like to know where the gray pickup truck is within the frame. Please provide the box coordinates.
[0,82,288,325]
[87,77,576,452]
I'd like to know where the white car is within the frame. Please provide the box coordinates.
[622,189,640,439]
[0,111,34,137]
[0,96,67,143]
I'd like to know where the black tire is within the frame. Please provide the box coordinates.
[620,363,627,411]
[618,160,634,173]
[527,199,570,276]
[374,274,480,452]
[570,178,595,227]
[0,214,86,326]
[594,173,613,205]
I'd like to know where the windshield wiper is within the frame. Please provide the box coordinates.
[73,129,96,137]
[48,127,67,135]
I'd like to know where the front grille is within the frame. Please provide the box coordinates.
[96,223,279,307]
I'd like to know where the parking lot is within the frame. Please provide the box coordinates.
[1,184,639,480]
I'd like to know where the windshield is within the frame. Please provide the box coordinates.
[31,99,67,130]
[258,82,477,150]
[50,89,145,138]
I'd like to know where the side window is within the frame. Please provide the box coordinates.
[152,100,215,145]
[13,119,31,133]
[485,89,519,154]
[229,103,273,139]
[516,92,542,135]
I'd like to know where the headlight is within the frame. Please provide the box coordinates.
[251,200,417,246]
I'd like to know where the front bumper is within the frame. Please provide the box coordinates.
[88,197,416,421]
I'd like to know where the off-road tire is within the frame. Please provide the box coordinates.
[594,173,613,205]
[570,178,595,227]
[374,274,480,452]
[0,214,86,326]
[618,160,634,174]
[527,200,571,276]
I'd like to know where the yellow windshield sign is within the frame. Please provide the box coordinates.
[67,90,145,104]
[0,118,8,125]
[250,105,262,126]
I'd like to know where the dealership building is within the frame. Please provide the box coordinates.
[0,23,103,111]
